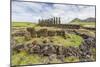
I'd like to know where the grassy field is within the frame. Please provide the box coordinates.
[70,21,96,28]
[16,34,83,47]
[12,22,84,47]
[50,34,83,47]
[12,51,42,66]
[12,50,80,66]
[64,56,79,62]
[11,21,95,66]
[12,22,37,27]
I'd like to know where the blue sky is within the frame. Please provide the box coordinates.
[12,1,95,23]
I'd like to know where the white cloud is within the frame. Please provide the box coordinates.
[12,1,95,24]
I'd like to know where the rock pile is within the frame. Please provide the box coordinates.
[11,34,96,62]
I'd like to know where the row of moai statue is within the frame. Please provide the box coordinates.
[38,17,61,25]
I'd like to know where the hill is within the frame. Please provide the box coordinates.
[71,17,96,22]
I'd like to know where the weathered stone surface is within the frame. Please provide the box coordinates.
[48,31,56,36]
[30,45,41,54]
[12,34,96,62]
[26,27,66,38]
[37,29,48,37]
[12,43,25,52]
[27,27,37,37]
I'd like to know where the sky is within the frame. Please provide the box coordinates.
[12,1,95,24]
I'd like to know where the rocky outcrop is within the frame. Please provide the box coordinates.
[11,33,96,62]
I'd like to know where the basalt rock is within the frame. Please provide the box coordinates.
[12,35,96,62]
[12,43,25,53]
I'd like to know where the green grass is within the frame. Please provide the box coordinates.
[70,21,95,28]
[28,34,83,47]
[20,54,42,65]
[64,56,79,62]
[12,51,42,66]
[12,33,84,66]
[12,51,61,65]
[13,33,83,48]
[51,34,83,47]
[11,21,94,66]
[12,51,27,66]
[12,52,80,66]
[12,22,37,27]
[13,36,27,44]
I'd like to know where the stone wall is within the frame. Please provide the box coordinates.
[27,27,65,38]
[82,27,96,30]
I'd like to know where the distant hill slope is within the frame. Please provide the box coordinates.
[71,17,96,22]
[70,17,96,28]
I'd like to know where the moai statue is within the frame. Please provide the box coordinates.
[58,17,61,24]
[38,19,41,24]
[43,19,45,26]
[44,20,47,25]
[43,19,45,25]
[44,19,46,25]
[51,18,54,24]
[49,18,51,25]
[54,17,56,24]
[56,17,58,24]
[45,19,47,26]
[47,19,49,25]
[41,19,43,24]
